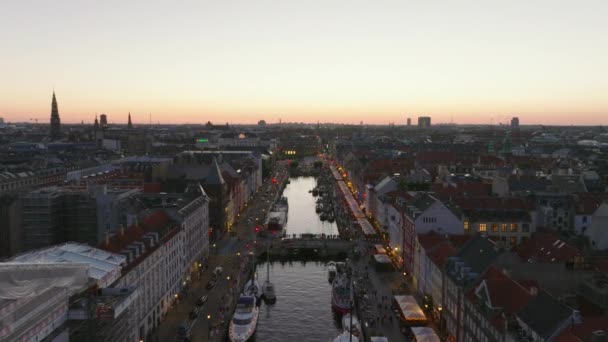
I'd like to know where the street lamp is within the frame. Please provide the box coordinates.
[207,314,211,320]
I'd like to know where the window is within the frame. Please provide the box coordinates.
[464,221,469,231]
[522,223,530,233]
[491,223,499,232]
[479,224,487,232]
[510,236,517,246]
[510,223,518,233]
[501,223,508,232]
[582,216,588,223]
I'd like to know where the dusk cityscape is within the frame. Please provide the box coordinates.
[1,1,608,342]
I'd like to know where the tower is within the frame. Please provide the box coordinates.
[49,92,61,139]
[511,117,520,134]
[99,114,108,129]
[417,116,431,129]
[127,112,133,129]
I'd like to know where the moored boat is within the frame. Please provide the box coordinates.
[342,313,362,338]
[328,261,337,281]
[333,331,360,342]
[229,295,259,342]
[331,269,352,314]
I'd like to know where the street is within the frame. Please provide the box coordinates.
[155,164,288,342]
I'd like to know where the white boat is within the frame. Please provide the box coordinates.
[328,261,337,280]
[333,331,360,342]
[244,279,262,301]
[229,295,259,342]
[342,313,362,338]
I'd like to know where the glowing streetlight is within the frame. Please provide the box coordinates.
[207,314,211,320]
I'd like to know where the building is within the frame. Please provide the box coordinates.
[0,262,88,342]
[50,91,61,140]
[462,208,533,248]
[400,193,464,273]
[511,117,520,133]
[462,266,533,342]
[101,211,182,341]
[413,232,468,325]
[100,114,108,128]
[0,194,22,258]
[443,235,500,342]
[585,202,608,250]
[418,116,431,129]
[20,185,142,253]
[407,117,412,126]
[9,243,139,342]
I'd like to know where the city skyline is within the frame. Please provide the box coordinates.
[1,0,607,125]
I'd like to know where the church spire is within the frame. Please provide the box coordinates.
[49,91,61,139]
[127,112,133,129]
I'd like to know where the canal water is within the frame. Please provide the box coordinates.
[282,176,338,236]
[253,176,343,341]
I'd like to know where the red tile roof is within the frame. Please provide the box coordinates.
[466,266,534,333]
[99,210,171,253]
[573,193,607,215]
[454,197,529,211]
[432,183,492,201]
[515,231,581,263]
[428,241,456,268]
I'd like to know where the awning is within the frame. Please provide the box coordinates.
[329,165,343,181]
[411,327,440,342]
[373,254,392,264]
[394,295,427,323]
[370,337,389,342]
[357,218,376,236]
[374,244,387,254]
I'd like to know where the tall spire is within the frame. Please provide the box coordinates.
[49,91,61,139]
[94,114,99,129]
[127,112,133,129]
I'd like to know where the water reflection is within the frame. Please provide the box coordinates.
[283,177,338,236]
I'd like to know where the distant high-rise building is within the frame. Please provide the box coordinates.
[418,116,431,129]
[511,117,520,132]
[127,112,133,129]
[100,114,108,128]
[49,92,61,139]
[407,118,411,126]
[0,117,5,124]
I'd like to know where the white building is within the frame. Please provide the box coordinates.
[585,202,608,250]
[177,185,210,281]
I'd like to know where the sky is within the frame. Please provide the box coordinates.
[1,0,607,125]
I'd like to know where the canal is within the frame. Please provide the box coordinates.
[282,176,338,236]
[253,176,343,341]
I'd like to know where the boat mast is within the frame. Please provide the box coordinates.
[266,244,270,282]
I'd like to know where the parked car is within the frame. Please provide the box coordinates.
[189,309,198,320]
[196,295,208,306]
[206,279,217,290]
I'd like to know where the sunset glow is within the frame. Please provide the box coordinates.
[1,0,607,125]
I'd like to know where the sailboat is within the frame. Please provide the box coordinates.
[262,247,276,304]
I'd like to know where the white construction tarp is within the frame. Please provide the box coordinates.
[411,327,440,342]
[394,295,427,323]
[0,263,88,299]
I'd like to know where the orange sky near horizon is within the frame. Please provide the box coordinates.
[1,0,607,125]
